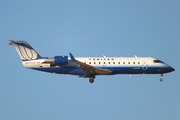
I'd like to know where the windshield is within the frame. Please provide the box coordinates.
[153,60,164,63]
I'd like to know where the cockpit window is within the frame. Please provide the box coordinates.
[153,60,164,63]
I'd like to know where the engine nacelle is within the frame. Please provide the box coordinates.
[43,56,68,66]
[54,56,68,65]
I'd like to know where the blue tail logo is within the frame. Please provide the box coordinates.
[9,40,41,60]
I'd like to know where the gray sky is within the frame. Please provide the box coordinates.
[0,0,179,120]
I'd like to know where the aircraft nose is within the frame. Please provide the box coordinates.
[170,67,175,72]
[167,66,175,72]
[163,65,175,73]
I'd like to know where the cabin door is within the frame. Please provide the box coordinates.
[142,60,148,70]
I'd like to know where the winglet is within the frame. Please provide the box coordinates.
[69,53,77,61]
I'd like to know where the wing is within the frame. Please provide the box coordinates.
[69,53,112,77]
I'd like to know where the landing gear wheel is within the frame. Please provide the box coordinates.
[89,77,94,83]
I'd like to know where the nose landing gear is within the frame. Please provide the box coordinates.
[160,74,163,82]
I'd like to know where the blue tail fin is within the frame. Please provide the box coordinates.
[9,40,42,61]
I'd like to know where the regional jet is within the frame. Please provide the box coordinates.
[9,40,175,83]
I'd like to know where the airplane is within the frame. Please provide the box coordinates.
[9,40,175,83]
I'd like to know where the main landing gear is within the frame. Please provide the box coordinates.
[160,74,163,82]
[89,77,95,83]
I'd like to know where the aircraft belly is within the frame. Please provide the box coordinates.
[69,69,84,75]
[30,67,79,74]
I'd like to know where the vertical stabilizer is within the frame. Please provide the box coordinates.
[9,40,42,60]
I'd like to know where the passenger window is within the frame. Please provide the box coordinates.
[128,62,130,64]
[138,62,140,64]
[99,62,101,64]
[123,62,125,64]
[133,62,135,64]
[108,62,110,64]
[89,62,91,64]
[118,62,120,64]
[94,62,96,64]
